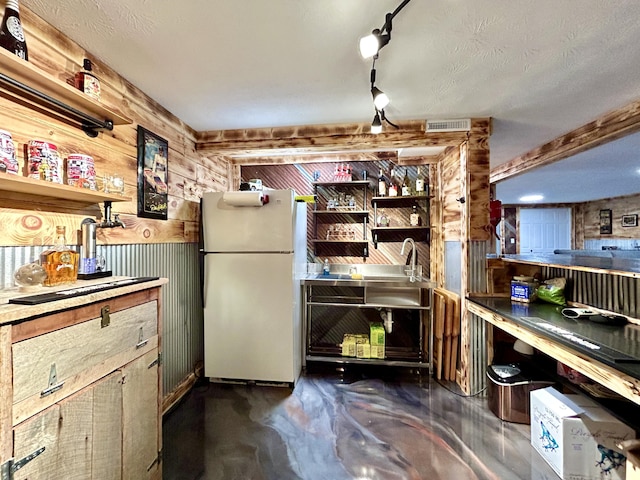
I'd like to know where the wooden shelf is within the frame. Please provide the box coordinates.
[0,48,131,127]
[312,210,368,223]
[0,172,130,203]
[311,240,369,258]
[312,180,370,187]
[371,226,430,247]
[371,195,429,208]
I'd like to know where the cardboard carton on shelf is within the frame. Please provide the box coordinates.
[530,386,635,480]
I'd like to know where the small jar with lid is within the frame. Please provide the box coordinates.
[510,275,538,303]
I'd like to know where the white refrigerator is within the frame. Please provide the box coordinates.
[201,188,307,385]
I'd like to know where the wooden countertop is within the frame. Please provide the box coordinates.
[0,276,168,325]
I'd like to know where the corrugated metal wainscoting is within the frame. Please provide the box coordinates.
[0,243,203,396]
[468,241,489,394]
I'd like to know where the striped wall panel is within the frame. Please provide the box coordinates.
[544,266,640,319]
[0,243,203,396]
[469,241,489,394]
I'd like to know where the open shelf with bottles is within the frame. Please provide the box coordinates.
[312,181,369,257]
[0,47,132,136]
[0,171,130,203]
[370,195,430,248]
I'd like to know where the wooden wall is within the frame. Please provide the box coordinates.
[580,192,640,239]
[0,4,227,247]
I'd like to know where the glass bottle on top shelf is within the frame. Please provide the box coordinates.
[0,0,28,60]
[40,225,79,286]
[74,58,101,101]
[415,167,426,196]
[388,166,398,197]
[401,168,411,196]
[377,168,387,197]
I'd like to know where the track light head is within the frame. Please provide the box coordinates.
[359,29,391,59]
[371,112,382,134]
[371,86,389,110]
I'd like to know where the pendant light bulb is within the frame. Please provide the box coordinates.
[371,112,382,134]
[371,86,389,110]
[359,32,380,59]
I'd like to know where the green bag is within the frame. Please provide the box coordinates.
[537,278,567,306]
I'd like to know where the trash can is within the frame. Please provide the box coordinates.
[486,364,554,424]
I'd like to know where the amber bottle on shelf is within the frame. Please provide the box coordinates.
[74,58,101,100]
[0,0,28,60]
[40,225,79,286]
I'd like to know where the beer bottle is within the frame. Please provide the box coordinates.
[0,0,28,60]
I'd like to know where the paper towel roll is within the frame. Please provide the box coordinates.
[222,191,265,207]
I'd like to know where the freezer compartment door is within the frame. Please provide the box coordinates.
[201,189,295,252]
[203,253,301,383]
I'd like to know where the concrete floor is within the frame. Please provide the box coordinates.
[162,366,559,480]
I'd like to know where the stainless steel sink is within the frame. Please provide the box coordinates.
[362,274,414,282]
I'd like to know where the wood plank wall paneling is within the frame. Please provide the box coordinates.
[0,4,226,247]
[467,120,491,242]
[440,146,463,241]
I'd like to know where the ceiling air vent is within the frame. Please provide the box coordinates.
[425,119,471,132]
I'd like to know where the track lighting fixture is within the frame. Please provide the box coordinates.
[371,86,389,110]
[371,111,382,134]
[361,0,412,135]
[358,0,411,59]
[359,28,391,59]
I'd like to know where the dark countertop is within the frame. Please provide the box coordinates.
[497,254,640,278]
[468,296,640,380]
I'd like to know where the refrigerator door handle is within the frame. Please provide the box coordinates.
[200,251,206,308]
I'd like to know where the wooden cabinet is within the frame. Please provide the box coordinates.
[0,278,166,480]
[311,181,369,258]
[370,195,430,248]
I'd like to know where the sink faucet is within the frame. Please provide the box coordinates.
[401,238,417,282]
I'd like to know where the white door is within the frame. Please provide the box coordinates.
[519,208,571,254]
[202,189,295,253]
[203,252,298,383]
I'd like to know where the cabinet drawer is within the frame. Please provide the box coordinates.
[12,301,158,425]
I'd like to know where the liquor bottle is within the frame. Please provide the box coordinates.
[74,58,101,101]
[401,168,411,196]
[410,205,422,226]
[40,225,79,286]
[416,166,426,196]
[377,169,387,197]
[0,0,28,60]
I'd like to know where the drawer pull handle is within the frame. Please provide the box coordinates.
[40,364,65,398]
[136,327,148,349]
[101,305,110,328]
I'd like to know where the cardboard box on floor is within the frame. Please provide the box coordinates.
[530,387,635,480]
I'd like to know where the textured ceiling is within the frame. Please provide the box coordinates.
[22,0,640,202]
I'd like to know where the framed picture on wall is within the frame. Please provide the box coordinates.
[137,126,169,220]
[622,214,638,227]
[599,209,612,234]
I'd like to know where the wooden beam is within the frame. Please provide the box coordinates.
[491,99,640,183]
[196,120,479,156]
[227,151,399,166]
